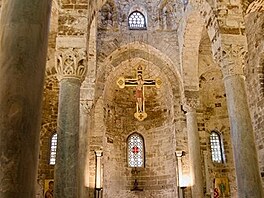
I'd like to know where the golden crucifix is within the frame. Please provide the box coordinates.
[117,66,162,121]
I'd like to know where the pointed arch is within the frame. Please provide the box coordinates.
[181,2,221,91]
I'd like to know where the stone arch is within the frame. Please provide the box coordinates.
[128,3,148,23]
[95,44,183,175]
[96,42,183,104]
[182,10,204,90]
[100,56,179,196]
[181,1,221,92]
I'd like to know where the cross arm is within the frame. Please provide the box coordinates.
[117,77,138,88]
[143,77,162,88]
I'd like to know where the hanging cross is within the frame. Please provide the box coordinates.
[117,66,162,121]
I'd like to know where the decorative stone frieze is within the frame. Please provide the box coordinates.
[55,48,87,82]
[220,44,247,78]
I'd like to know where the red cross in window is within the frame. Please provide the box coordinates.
[132,146,139,154]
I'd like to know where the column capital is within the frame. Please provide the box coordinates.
[55,48,87,82]
[182,91,199,112]
[95,150,103,157]
[176,150,185,158]
[220,43,247,79]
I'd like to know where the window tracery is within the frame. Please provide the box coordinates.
[127,133,145,167]
[128,11,146,30]
[49,133,57,165]
[210,131,224,163]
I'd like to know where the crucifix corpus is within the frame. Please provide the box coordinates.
[117,66,162,121]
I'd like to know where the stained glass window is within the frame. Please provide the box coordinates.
[210,131,224,163]
[127,133,145,167]
[49,133,57,165]
[128,11,146,30]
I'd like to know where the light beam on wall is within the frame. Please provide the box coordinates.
[94,150,103,198]
[180,175,191,188]
[176,151,191,188]
[95,150,103,190]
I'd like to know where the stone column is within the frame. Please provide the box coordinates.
[79,99,93,198]
[54,48,87,198]
[0,1,51,197]
[183,98,203,198]
[94,150,103,198]
[221,44,263,198]
[95,150,103,190]
[176,151,184,198]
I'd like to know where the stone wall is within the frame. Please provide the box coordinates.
[88,15,182,192]
[57,0,88,36]
[35,0,264,197]
[96,0,181,75]
[245,10,264,185]
[197,28,237,197]
[38,74,59,180]
[38,0,60,182]
[87,98,105,197]
[198,70,236,197]
[101,77,178,197]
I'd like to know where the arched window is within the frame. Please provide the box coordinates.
[210,131,224,163]
[127,133,145,167]
[49,133,57,165]
[128,11,147,30]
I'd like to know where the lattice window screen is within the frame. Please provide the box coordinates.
[128,133,145,167]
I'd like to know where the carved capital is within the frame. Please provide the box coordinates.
[183,100,198,112]
[176,151,185,158]
[95,150,103,157]
[55,48,87,82]
[182,91,199,112]
[220,44,247,78]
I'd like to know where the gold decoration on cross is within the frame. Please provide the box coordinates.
[116,66,162,121]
